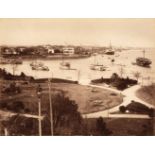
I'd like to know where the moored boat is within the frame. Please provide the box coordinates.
[133,50,152,67]
[32,65,49,71]
[90,64,106,71]
[59,62,71,70]
[136,57,152,67]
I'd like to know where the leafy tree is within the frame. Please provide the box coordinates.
[132,71,141,82]
[20,72,26,78]
[2,115,38,136]
[119,66,125,78]
[96,117,106,135]
[3,92,84,136]
[50,93,83,135]
[110,73,119,82]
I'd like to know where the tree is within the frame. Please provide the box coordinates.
[39,92,84,135]
[50,93,83,135]
[111,73,119,81]
[132,71,141,82]
[3,92,86,135]
[119,106,126,113]
[2,115,38,136]
[119,66,125,78]
[96,117,106,135]
[20,72,26,78]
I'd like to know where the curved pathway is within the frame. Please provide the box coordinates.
[80,81,155,119]
[0,110,44,121]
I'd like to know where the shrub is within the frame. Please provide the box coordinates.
[96,117,106,135]
[119,106,126,113]
[0,101,25,113]
[126,101,150,114]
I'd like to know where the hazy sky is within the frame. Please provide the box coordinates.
[0,18,155,47]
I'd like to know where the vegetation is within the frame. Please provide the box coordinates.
[119,106,126,113]
[1,45,91,58]
[0,101,27,113]
[119,100,155,117]
[95,117,111,135]
[132,71,141,82]
[2,115,38,136]
[2,93,83,135]
[33,78,78,84]
[84,117,153,136]
[1,82,21,94]
[0,68,34,81]
[2,93,111,136]
[105,118,153,136]
[92,73,137,90]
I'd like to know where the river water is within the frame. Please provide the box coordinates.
[1,49,155,85]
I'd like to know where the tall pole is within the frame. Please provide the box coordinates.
[37,85,42,136]
[143,50,145,58]
[38,98,42,136]
[48,78,54,136]
[77,70,80,82]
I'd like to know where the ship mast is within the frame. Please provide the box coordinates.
[109,41,112,49]
[142,49,145,58]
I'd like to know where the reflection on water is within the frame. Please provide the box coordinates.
[1,49,155,85]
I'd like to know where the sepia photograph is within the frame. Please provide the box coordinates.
[0,18,155,136]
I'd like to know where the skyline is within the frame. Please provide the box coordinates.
[0,18,155,47]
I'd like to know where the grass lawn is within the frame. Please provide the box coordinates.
[136,84,155,106]
[0,81,123,114]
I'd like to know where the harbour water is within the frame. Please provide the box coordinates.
[1,49,155,85]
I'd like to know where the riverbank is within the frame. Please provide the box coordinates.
[2,54,91,60]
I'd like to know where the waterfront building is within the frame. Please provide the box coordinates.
[63,47,75,55]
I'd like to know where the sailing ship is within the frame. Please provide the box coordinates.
[105,42,115,55]
[132,50,152,67]
[90,55,107,71]
[59,54,76,70]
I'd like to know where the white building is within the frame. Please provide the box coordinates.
[44,45,55,54]
[63,47,75,55]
